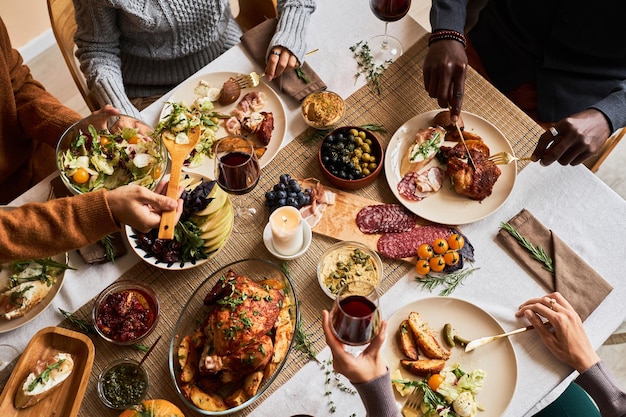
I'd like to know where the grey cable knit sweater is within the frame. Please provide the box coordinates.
[73,0,316,118]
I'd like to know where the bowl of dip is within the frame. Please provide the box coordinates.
[301,91,345,130]
[317,241,383,299]
[97,358,149,409]
[93,281,159,345]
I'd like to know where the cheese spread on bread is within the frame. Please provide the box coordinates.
[14,352,74,408]
[0,280,53,320]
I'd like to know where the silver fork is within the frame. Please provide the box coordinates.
[234,71,264,89]
[488,151,533,165]
[401,388,424,417]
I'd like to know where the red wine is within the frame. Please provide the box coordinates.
[331,295,380,345]
[369,0,411,22]
[217,151,260,195]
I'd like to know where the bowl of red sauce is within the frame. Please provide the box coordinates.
[93,281,159,345]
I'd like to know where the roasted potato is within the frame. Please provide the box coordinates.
[190,385,227,411]
[224,387,248,407]
[400,358,446,377]
[243,371,264,397]
[407,312,451,360]
[180,340,199,383]
[397,320,419,360]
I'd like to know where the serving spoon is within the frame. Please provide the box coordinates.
[158,127,200,239]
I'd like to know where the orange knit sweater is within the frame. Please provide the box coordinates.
[0,17,82,204]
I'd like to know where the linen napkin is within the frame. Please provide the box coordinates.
[50,176,127,264]
[240,17,327,101]
[496,208,612,321]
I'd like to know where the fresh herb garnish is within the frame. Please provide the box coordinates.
[350,41,391,95]
[322,358,356,413]
[9,258,75,288]
[500,222,554,273]
[59,308,95,333]
[295,67,310,83]
[416,266,479,296]
[27,359,66,392]
[101,234,116,263]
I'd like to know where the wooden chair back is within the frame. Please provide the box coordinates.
[47,0,99,112]
[235,0,278,32]
[584,127,626,172]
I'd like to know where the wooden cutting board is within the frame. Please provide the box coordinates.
[311,186,431,262]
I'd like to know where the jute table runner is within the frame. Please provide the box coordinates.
[3,34,544,416]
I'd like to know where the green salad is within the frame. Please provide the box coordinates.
[58,125,164,193]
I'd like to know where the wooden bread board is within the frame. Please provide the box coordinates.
[0,327,95,417]
[311,186,430,263]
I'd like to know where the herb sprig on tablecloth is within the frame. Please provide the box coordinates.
[500,222,554,273]
[350,41,391,95]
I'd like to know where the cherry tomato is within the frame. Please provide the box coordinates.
[448,233,465,250]
[429,255,446,272]
[443,251,460,266]
[72,168,90,184]
[416,243,434,259]
[152,165,163,180]
[432,238,449,254]
[415,259,431,275]
[128,135,141,144]
[99,135,110,146]
[428,373,445,391]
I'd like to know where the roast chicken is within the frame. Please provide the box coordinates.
[199,271,284,381]
[442,142,501,201]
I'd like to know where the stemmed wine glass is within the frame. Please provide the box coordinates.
[214,135,261,234]
[330,280,381,355]
[369,0,412,64]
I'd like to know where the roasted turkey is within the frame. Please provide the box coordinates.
[198,270,284,381]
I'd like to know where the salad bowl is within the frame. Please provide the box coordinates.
[56,113,167,195]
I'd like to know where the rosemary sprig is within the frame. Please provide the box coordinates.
[59,308,95,334]
[359,123,386,133]
[295,67,310,84]
[500,222,554,273]
[416,266,479,296]
[100,234,116,263]
[349,41,391,95]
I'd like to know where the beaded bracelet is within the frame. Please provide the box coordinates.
[428,30,467,48]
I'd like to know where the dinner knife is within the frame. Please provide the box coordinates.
[454,122,477,170]
[464,322,549,352]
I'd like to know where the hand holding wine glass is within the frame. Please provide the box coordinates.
[214,135,261,233]
[330,280,381,353]
[369,0,412,64]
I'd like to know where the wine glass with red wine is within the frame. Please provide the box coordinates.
[214,135,261,234]
[330,280,381,355]
[369,0,411,64]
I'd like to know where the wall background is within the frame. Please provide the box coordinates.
[1,0,51,49]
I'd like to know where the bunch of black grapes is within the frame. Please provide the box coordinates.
[264,174,312,212]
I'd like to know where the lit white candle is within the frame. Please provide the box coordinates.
[269,206,304,256]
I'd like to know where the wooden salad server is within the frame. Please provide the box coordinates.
[158,127,200,239]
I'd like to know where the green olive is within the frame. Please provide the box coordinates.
[358,131,367,139]
[349,128,359,137]
[369,162,377,170]
[362,152,371,162]
[362,168,371,175]
[365,138,372,145]
[362,143,371,154]
[210,116,219,125]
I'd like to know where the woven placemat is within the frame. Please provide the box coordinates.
[0,34,544,416]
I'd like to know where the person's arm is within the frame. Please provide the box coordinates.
[321,310,401,417]
[0,184,180,263]
[1,18,81,150]
[423,0,471,123]
[73,0,141,118]
[264,0,316,81]
[575,361,626,417]
[516,292,626,416]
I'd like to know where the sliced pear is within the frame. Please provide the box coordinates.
[199,203,234,240]
[195,185,228,217]
[203,214,233,252]
[195,198,233,233]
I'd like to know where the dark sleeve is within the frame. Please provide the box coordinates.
[430,0,470,33]
[589,81,626,133]
[575,361,626,417]
[352,369,402,417]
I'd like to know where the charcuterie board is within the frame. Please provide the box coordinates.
[311,186,431,263]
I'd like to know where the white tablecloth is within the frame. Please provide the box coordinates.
[3,1,626,416]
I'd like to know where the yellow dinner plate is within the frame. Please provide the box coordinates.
[384,110,516,225]
[160,71,287,175]
[382,296,518,417]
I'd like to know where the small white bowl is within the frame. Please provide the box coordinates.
[263,221,312,260]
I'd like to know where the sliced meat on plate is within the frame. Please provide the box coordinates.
[398,166,445,201]
[377,225,456,259]
[356,204,419,234]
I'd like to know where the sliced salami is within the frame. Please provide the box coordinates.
[377,225,456,259]
[356,204,419,234]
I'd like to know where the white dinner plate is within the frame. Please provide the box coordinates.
[0,207,67,333]
[382,297,518,417]
[384,110,516,225]
[160,71,287,175]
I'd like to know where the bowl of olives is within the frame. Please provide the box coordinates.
[318,126,384,190]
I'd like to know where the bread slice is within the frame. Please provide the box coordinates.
[397,320,419,360]
[407,311,451,360]
[0,280,53,320]
[400,358,446,377]
[14,352,74,408]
